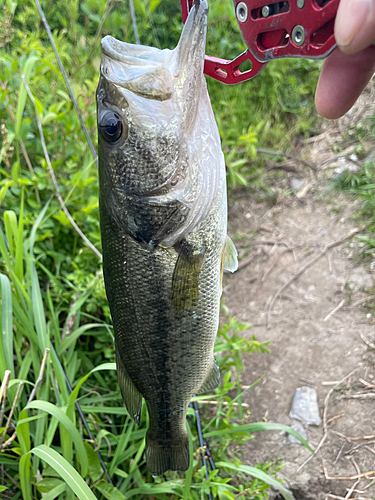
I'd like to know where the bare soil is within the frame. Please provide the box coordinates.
[223,90,375,500]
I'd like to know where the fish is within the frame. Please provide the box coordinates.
[96,0,237,477]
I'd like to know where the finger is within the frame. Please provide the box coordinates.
[335,0,375,54]
[315,46,375,119]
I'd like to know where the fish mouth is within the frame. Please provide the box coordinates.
[100,1,208,101]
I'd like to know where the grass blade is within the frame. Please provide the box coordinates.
[28,445,98,500]
[19,453,32,500]
[39,482,66,500]
[183,422,194,500]
[16,408,30,455]
[26,401,88,477]
[15,189,24,281]
[31,263,49,354]
[15,55,38,140]
[57,323,104,356]
[67,362,116,417]
[0,273,14,376]
[3,210,17,257]
[109,419,134,476]
[29,199,51,257]
[204,422,312,451]
[216,461,295,500]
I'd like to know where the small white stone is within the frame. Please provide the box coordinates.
[290,386,321,426]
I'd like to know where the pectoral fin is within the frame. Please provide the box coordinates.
[197,359,220,394]
[220,236,239,295]
[116,352,142,424]
[224,236,238,273]
[172,241,205,315]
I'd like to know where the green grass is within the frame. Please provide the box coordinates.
[0,209,309,499]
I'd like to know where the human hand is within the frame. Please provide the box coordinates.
[315,0,375,119]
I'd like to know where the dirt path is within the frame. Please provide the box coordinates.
[223,92,375,500]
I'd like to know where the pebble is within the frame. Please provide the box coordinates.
[291,178,304,190]
[288,420,308,444]
[289,386,322,426]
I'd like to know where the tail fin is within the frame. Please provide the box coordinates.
[146,434,189,477]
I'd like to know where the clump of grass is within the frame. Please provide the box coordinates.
[332,157,375,256]
[0,203,311,499]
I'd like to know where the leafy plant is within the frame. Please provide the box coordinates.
[332,157,375,255]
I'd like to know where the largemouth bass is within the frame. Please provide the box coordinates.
[96,0,237,476]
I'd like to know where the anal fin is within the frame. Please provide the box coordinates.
[116,352,142,424]
[197,358,220,394]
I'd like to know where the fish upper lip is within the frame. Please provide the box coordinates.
[101,0,209,78]
[101,35,171,66]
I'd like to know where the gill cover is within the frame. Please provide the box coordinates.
[98,0,225,247]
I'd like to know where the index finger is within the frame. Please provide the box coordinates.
[335,0,375,54]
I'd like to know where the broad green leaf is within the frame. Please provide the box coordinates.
[26,401,88,477]
[84,442,102,483]
[36,478,64,493]
[95,481,125,500]
[216,462,295,500]
[27,445,98,500]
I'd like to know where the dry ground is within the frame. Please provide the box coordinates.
[223,88,375,500]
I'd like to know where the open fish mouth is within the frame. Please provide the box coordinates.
[100,0,208,101]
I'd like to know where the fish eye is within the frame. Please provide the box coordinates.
[99,111,125,143]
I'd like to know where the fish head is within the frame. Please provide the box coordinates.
[97,1,224,246]
[97,0,208,193]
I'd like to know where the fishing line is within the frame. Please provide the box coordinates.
[33,0,98,167]
[190,399,215,500]
[129,0,140,44]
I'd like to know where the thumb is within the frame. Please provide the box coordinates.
[335,0,375,54]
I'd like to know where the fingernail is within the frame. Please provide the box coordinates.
[335,0,371,48]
